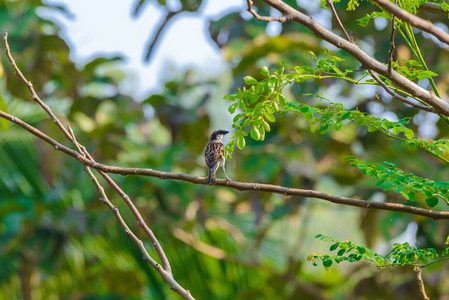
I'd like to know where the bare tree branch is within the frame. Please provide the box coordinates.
[368,70,434,112]
[314,0,432,112]
[68,128,192,299]
[3,33,193,300]
[246,0,294,22]
[387,0,397,75]
[3,32,74,142]
[75,135,173,275]
[249,0,449,115]
[418,2,448,15]
[0,109,448,220]
[326,0,352,42]
[144,10,182,62]
[415,267,430,300]
[372,0,449,45]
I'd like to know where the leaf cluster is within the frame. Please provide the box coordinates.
[223,51,419,156]
[345,156,449,207]
[308,234,449,269]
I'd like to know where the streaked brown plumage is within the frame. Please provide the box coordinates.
[205,129,230,184]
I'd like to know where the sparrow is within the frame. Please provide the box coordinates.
[204,129,231,185]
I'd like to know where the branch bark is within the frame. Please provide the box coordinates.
[1,109,448,220]
[372,0,449,45]
[415,267,430,300]
[368,70,434,112]
[418,2,448,15]
[322,0,432,111]
[251,0,449,115]
[3,33,193,300]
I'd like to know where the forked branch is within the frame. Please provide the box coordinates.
[3,33,193,300]
[249,0,449,115]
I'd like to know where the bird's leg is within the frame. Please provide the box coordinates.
[222,165,231,182]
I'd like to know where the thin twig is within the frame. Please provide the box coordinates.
[372,0,449,45]
[82,145,173,275]
[387,0,397,75]
[3,32,74,143]
[321,1,430,112]
[4,33,172,274]
[254,0,449,115]
[144,10,182,62]
[326,0,352,42]
[3,33,192,299]
[415,267,430,300]
[246,0,293,23]
[68,128,190,298]
[0,109,448,221]
[368,70,434,112]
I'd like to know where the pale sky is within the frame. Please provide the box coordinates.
[41,0,244,100]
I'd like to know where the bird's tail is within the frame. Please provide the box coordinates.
[206,169,216,185]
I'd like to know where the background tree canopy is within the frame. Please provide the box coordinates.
[1,0,449,299]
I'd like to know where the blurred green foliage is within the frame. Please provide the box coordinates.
[1,0,449,299]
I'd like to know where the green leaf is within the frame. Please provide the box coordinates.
[228,103,238,114]
[322,258,333,267]
[264,112,275,122]
[244,76,258,85]
[278,94,286,107]
[251,125,261,140]
[330,243,339,251]
[357,246,366,254]
[425,196,438,208]
[233,113,243,122]
[275,67,285,76]
[393,126,400,135]
[319,124,329,134]
[337,249,346,256]
[341,111,351,121]
[300,106,309,113]
[239,99,246,110]
[304,112,313,120]
[259,126,265,141]
[267,79,276,93]
[237,135,246,150]
[261,120,271,132]
[376,179,386,186]
[266,104,275,114]
[260,66,269,77]
[404,129,414,139]
[400,191,410,200]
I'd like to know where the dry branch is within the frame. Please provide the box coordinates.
[3,33,193,300]
[1,108,448,221]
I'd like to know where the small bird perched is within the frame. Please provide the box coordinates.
[204,129,231,185]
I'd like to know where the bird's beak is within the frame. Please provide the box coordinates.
[224,130,229,135]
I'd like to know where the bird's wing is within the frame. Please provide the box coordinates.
[205,141,224,168]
